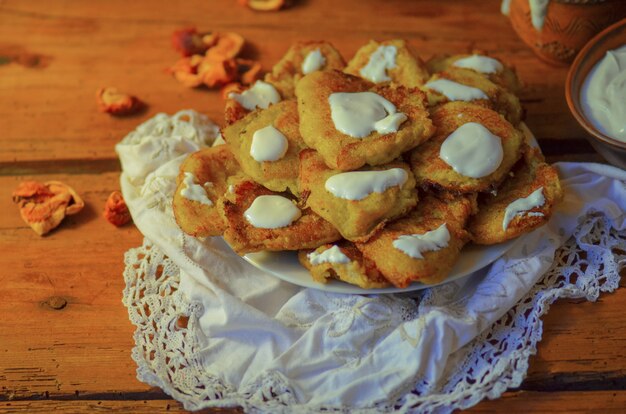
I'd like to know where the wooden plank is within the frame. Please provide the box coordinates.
[2,391,626,413]
[0,0,591,165]
[470,390,626,413]
[1,173,626,404]
[0,400,241,413]
[0,173,145,399]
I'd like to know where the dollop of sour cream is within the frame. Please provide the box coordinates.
[392,224,450,260]
[424,78,489,102]
[439,122,504,178]
[180,172,213,206]
[302,49,326,74]
[502,187,545,230]
[244,195,301,229]
[325,168,408,201]
[453,55,503,74]
[359,45,398,83]
[307,245,351,265]
[229,80,281,111]
[328,92,408,138]
[250,125,288,162]
[581,44,626,142]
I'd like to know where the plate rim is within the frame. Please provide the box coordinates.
[244,238,518,295]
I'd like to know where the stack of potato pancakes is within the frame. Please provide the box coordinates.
[172,39,562,289]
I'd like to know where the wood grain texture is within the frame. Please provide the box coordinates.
[1,0,622,412]
[468,391,626,413]
[0,400,241,413]
[0,0,590,165]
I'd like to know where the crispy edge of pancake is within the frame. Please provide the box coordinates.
[172,145,241,237]
[218,177,341,255]
[468,147,563,245]
[222,100,306,195]
[409,101,525,194]
[298,242,390,289]
[265,40,346,99]
[296,70,435,171]
[422,67,523,126]
[299,148,418,242]
[355,193,475,288]
[224,80,283,126]
[344,39,430,87]
[426,51,522,94]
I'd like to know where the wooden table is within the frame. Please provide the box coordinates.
[1,0,625,412]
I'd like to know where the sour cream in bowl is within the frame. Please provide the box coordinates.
[566,18,626,169]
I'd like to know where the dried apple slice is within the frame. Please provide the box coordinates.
[96,87,144,115]
[12,181,85,236]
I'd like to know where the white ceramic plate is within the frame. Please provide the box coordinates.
[244,239,517,294]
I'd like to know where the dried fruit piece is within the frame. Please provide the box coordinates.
[199,57,238,88]
[206,32,245,60]
[241,0,288,11]
[12,180,85,236]
[96,87,144,115]
[171,27,210,57]
[103,191,132,227]
[236,59,262,85]
[169,29,260,90]
[169,55,205,88]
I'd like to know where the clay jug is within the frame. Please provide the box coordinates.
[508,0,626,66]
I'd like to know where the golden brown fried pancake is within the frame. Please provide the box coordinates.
[222,100,306,195]
[468,147,563,245]
[298,242,390,289]
[344,39,430,87]
[422,67,523,125]
[224,80,282,125]
[218,177,341,255]
[265,41,346,99]
[409,102,525,193]
[356,193,475,288]
[427,52,521,94]
[172,145,241,237]
[296,70,435,171]
[299,149,418,242]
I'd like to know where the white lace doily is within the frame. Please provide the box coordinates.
[122,212,625,413]
[117,111,626,413]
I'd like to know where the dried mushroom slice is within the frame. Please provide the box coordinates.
[12,180,85,236]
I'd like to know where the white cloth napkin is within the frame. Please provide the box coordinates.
[118,111,626,412]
